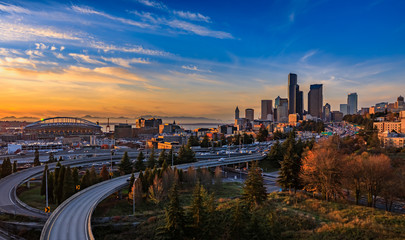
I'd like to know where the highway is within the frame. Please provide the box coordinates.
[0,155,128,219]
[40,154,265,240]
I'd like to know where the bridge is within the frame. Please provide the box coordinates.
[40,154,266,240]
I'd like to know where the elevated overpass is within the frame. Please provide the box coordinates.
[40,154,266,240]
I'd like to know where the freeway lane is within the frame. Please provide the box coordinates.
[41,154,265,240]
[0,155,127,219]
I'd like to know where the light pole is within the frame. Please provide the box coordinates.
[110,149,113,179]
[171,147,174,167]
[45,168,48,213]
[132,178,136,216]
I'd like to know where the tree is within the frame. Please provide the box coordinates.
[161,184,185,238]
[214,166,222,190]
[189,183,209,239]
[342,155,363,204]
[200,135,210,148]
[119,152,132,175]
[1,158,12,178]
[177,145,196,164]
[128,173,135,193]
[12,161,17,173]
[62,167,74,201]
[256,127,268,142]
[300,141,343,201]
[48,152,55,163]
[187,135,200,147]
[134,151,145,172]
[40,164,49,196]
[89,166,98,185]
[242,162,267,208]
[80,170,91,189]
[55,165,65,204]
[158,149,167,167]
[128,177,143,206]
[147,148,156,168]
[100,165,109,181]
[166,148,177,166]
[48,172,55,203]
[33,149,40,166]
[278,133,302,192]
[72,168,79,192]
[266,140,283,168]
[148,174,164,204]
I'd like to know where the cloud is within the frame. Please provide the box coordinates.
[173,10,211,23]
[60,46,65,51]
[0,56,57,68]
[135,0,168,10]
[69,53,105,65]
[168,20,233,39]
[53,52,67,60]
[0,2,31,14]
[182,65,211,72]
[89,41,170,56]
[101,57,150,68]
[71,5,151,28]
[0,48,23,56]
[50,46,57,51]
[300,50,318,62]
[35,43,47,50]
[0,21,81,41]
[25,50,44,58]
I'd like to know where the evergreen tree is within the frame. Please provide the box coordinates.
[242,162,267,208]
[62,167,74,201]
[158,149,167,167]
[12,161,17,173]
[128,172,135,193]
[72,168,79,192]
[100,165,109,181]
[161,184,185,238]
[56,165,65,204]
[1,158,12,178]
[187,135,200,147]
[53,162,61,200]
[48,152,55,163]
[40,164,49,196]
[189,183,210,239]
[80,170,91,189]
[119,152,132,175]
[48,172,55,204]
[200,135,210,148]
[277,134,302,192]
[134,151,145,172]
[147,148,156,168]
[166,148,177,166]
[33,149,40,166]
[266,140,283,168]
[230,201,248,240]
[89,166,98,185]
[256,127,269,142]
[177,145,196,164]
[58,156,63,162]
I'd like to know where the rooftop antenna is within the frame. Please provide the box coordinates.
[106,118,110,132]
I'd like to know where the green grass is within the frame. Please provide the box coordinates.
[17,183,58,212]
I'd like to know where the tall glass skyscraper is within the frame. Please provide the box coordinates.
[308,84,323,118]
[347,93,358,115]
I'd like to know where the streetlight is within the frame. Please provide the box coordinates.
[171,147,174,167]
[110,149,113,179]
[45,167,48,214]
[132,178,136,216]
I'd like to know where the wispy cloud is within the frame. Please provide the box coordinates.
[101,57,150,68]
[300,50,318,62]
[0,2,31,14]
[89,41,170,56]
[69,53,105,65]
[167,19,233,39]
[173,10,210,23]
[136,0,168,10]
[182,65,211,72]
[0,21,81,41]
[71,5,151,29]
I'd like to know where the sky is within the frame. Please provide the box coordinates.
[0,0,404,122]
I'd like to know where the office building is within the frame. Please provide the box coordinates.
[277,98,289,123]
[261,100,273,120]
[135,118,162,128]
[288,73,297,114]
[235,106,240,119]
[340,104,349,116]
[323,103,331,122]
[347,93,358,115]
[332,111,344,122]
[114,124,132,139]
[373,121,402,133]
[308,84,323,119]
[245,108,254,121]
[296,89,303,119]
[396,96,404,109]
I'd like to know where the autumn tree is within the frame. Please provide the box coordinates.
[128,177,143,206]
[100,165,109,181]
[147,147,156,168]
[80,170,91,189]
[148,174,164,204]
[342,154,364,204]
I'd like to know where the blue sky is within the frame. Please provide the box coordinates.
[0,0,404,121]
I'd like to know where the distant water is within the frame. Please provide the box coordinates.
[99,123,225,132]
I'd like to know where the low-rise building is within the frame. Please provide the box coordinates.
[373,121,401,133]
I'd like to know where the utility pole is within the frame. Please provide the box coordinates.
[132,178,136,216]
[171,147,174,167]
[45,168,48,213]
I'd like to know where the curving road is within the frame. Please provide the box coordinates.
[0,155,126,219]
[41,154,265,240]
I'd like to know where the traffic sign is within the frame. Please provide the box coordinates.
[45,206,50,213]
[76,185,80,190]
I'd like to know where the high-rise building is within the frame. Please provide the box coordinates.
[347,93,358,115]
[245,108,254,121]
[296,89,303,119]
[396,96,404,109]
[288,73,297,114]
[235,106,240,119]
[261,100,273,120]
[340,104,349,116]
[308,84,323,118]
[323,103,331,122]
[277,98,289,123]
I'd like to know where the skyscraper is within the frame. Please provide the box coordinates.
[323,103,331,122]
[235,106,239,119]
[340,104,349,116]
[261,100,273,120]
[288,73,297,114]
[296,89,303,119]
[245,108,254,121]
[308,84,323,118]
[347,93,358,115]
[277,98,288,123]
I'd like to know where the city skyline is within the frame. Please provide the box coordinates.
[1,0,405,121]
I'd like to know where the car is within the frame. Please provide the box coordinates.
[218,158,225,162]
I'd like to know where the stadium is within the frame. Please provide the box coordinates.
[24,117,102,137]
